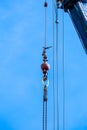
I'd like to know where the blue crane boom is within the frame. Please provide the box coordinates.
[56,0,87,53]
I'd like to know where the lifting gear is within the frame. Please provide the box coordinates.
[41,47,50,102]
[41,47,50,81]
[41,47,51,130]
[41,1,51,130]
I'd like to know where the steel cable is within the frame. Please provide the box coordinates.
[43,98,44,130]
[62,8,65,130]
[52,0,56,130]
[56,9,60,130]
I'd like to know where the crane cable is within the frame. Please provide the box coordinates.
[43,98,47,130]
[42,1,48,130]
[42,1,65,130]
[55,1,65,129]
[55,7,60,130]
[43,96,44,130]
[52,0,55,130]
[44,0,47,48]
[45,101,47,130]
[52,1,60,129]
[45,1,65,130]
[62,8,65,130]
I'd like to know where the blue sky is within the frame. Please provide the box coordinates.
[0,0,87,130]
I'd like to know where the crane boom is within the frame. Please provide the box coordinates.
[56,0,87,53]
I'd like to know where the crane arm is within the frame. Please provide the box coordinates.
[56,0,87,53]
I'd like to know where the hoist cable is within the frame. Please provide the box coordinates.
[44,0,47,47]
[52,0,58,16]
[62,8,65,130]
[43,98,44,130]
[42,1,49,130]
[42,1,48,130]
[56,9,60,130]
[52,0,56,130]
[43,96,48,130]
[45,101,47,130]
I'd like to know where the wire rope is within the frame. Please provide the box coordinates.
[42,1,48,130]
[44,0,47,47]
[62,7,65,130]
[43,98,44,130]
[45,101,47,130]
[52,0,56,130]
[56,8,60,130]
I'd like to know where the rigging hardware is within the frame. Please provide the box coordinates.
[41,1,51,130]
[41,47,50,130]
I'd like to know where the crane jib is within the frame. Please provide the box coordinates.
[56,0,87,53]
[57,0,87,9]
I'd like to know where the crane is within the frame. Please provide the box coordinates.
[56,0,87,53]
[41,1,87,130]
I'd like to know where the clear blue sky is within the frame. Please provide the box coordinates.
[0,0,87,130]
